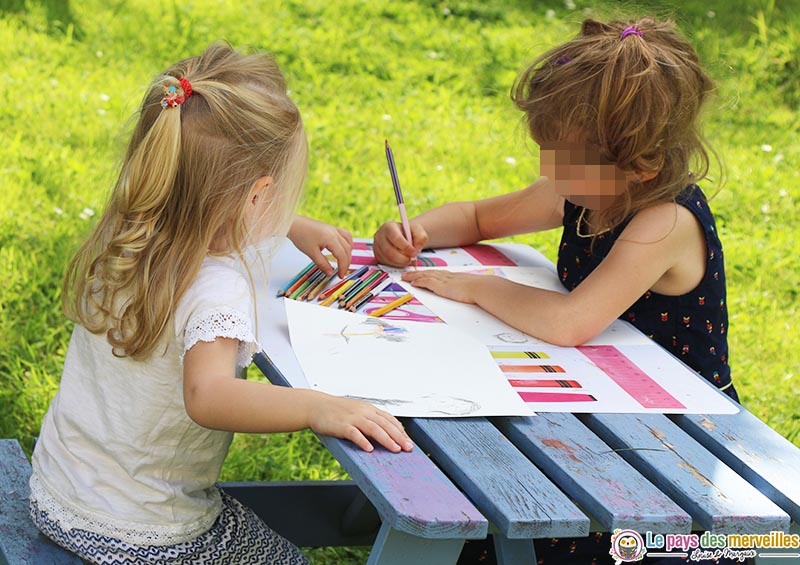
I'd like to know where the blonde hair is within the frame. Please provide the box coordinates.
[64,43,307,359]
[512,17,717,232]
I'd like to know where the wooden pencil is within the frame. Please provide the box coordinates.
[319,280,355,307]
[276,261,315,297]
[368,293,413,317]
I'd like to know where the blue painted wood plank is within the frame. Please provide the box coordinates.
[407,418,589,539]
[672,409,800,523]
[0,439,83,565]
[495,413,692,533]
[254,354,488,540]
[367,523,464,565]
[582,414,790,534]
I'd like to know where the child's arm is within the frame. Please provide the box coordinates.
[288,215,353,278]
[183,338,414,453]
[373,177,563,266]
[403,202,704,346]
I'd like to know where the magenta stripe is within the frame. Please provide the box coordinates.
[577,345,686,409]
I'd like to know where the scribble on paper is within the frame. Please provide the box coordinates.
[344,394,481,416]
[336,318,408,344]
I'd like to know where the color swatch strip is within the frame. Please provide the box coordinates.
[576,345,686,409]
[517,392,596,403]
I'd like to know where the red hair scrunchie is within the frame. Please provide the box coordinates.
[178,77,192,98]
[160,77,193,108]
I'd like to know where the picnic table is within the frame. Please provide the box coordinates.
[246,240,800,565]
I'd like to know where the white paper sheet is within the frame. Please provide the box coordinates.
[285,298,532,417]
[400,266,738,414]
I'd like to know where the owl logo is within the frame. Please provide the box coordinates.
[609,528,646,563]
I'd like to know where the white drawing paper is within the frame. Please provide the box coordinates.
[284,298,532,417]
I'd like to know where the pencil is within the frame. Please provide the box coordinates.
[283,265,320,298]
[368,293,413,317]
[349,291,376,312]
[342,271,388,310]
[385,139,417,269]
[317,266,368,301]
[339,269,380,304]
[348,279,392,312]
[290,268,326,300]
[305,273,334,301]
[276,261,315,297]
[319,280,355,307]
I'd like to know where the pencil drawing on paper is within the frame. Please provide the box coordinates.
[336,318,408,344]
[345,394,481,416]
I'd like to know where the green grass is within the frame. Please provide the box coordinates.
[2,0,799,562]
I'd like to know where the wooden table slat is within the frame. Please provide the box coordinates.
[495,413,692,533]
[672,409,800,523]
[582,413,790,534]
[407,418,589,539]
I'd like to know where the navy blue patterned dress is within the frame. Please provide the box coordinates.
[558,184,737,401]
[458,186,742,565]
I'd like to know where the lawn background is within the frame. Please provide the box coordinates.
[1,0,798,563]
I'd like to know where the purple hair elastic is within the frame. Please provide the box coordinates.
[620,26,643,40]
[555,53,572,65]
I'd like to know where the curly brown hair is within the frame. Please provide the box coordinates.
[512,17,718,233]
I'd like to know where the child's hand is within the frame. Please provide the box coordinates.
[402,270,480,304]
[309,395,414,453]
[289,215,353,278]
[373,221,428,267]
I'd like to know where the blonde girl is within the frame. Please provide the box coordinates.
[30,43,412,565]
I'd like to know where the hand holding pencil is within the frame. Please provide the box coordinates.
[373,140,428,268]
[372,220,428,268]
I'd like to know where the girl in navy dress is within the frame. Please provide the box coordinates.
[373,16,742,565]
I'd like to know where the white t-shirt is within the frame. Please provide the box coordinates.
[30,256,261,546]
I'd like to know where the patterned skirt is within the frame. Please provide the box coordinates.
[30,490,309,565]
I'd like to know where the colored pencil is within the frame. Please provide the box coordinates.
[368,293,413,317]
[276,261,315,297]
[385,140,413,246]
[282,265,320,298]
[319,280,355,307]
[317,266,368,301]
[342,271,389,310]
[348,279,392,312]
[289,268,326,300]
[305,273,334,301]
[339,269,380,304]
[385,140,417,269]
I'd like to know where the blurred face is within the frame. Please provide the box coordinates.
[540,142,631,210]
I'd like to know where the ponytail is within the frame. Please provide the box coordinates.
[63,45,307,360]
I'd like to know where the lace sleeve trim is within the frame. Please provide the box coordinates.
[184,306,261,368]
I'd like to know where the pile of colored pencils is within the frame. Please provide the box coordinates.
[277,262,413,317]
